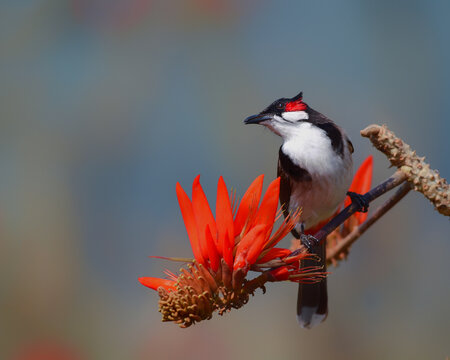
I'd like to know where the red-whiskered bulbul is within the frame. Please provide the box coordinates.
[244,91,362,328]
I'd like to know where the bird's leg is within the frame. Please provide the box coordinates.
[346,191,369,213]
[299,223,320,251]
[300,234,319,251]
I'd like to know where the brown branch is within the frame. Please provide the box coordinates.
[326,181,412,266]
[361,124,450,216]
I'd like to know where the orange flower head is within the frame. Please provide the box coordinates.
[139,175,325,327]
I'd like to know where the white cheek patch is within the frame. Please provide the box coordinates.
[273,114,283,122]
[282,111,309,122]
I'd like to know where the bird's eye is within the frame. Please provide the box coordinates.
[276,102,284,109]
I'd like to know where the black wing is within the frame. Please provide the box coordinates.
[278,158,302,236]
[277,146,311,239]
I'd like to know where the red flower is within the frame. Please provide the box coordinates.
[139,175,318,287]
[139,175,324,327]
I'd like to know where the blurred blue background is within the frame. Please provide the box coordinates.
[1,1,449,359]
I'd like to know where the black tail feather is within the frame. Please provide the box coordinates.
[297,241,328,328]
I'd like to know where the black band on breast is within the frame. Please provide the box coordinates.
[279,147,313,182]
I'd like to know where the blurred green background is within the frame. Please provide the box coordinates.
[1,1,449,359]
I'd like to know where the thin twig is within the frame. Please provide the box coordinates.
[314,170,407,243]
[286,170,407,258]
[326,181,412,265]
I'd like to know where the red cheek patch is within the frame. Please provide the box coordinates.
[285,100,307,112]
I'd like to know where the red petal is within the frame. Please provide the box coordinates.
[345,156,373,224]
[263,209,301,250]
[234,175,264,237]
[223,231,234,270]
[234,224,267,269]
[269,266,290,281]
[192,175,217,262]
[346,155,374,199]
[252,177,280,237]
[282,252,311,264]
[176,182,206,266]
[205,225,220,272]
[139,277,176,291]
[257,247,291,264]
[216,176,235,259]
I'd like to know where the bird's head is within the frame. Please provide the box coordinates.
[244,91,311,138]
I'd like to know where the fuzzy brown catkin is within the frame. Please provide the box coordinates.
[361,124,449,216]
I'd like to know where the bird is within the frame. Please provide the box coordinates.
[244,91,365,328]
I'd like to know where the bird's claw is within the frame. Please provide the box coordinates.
[347,191,369,213]
[300,234,319,252]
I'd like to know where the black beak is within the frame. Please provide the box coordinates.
[244,113,273,125]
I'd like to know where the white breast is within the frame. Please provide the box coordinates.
[281,122,353,229]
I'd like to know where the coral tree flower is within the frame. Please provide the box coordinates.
[139,175,324,327]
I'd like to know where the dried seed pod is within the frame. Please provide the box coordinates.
[361,124,450,216]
